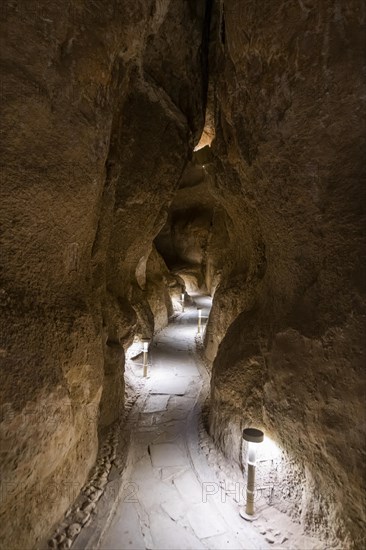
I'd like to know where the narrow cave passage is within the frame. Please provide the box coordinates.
[1,2,365,550]
[93,293,319,550]
[102,293,225,550]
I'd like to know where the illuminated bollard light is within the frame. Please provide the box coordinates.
[197,307,202,334]
[240,427,264,521]
[181,292,185,312]
[142,338,150,378]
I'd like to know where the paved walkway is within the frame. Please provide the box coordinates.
[100,294,267,550]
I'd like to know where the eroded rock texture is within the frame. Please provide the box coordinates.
[206,0,366,547]
[155,147,230,295]
[1,0,365,548]
[0,1,208,547]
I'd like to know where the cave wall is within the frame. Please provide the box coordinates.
[207,0,366,546]
[0,1,208,547]
[145,244,180,332]
[1,0,365,547]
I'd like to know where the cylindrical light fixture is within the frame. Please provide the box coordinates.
[142,338,150,378]
[197,307,202,334]
[181,292,185,312]
[240,427,264,521]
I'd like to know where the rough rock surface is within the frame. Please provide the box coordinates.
[145,245,176,332]
[0,1,208,547]
[206,1,366,547]
[1,0,365,548]
[155,148,230,295]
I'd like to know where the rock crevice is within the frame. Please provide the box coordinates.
[1,1,365,548]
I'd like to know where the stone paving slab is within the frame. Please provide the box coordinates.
[160,495,188,521]
[149,377,190,395]
[149,511,205,550]
[169,395,196,407]
[160,465,188,481]
[173,469,204,504]
[152,421,186,443]
[143,394,170,412]
[186,502,227,539]
[130,453,155,482]
[101,502,145,550]
[160,408,191,422]
[149,442,188,468]
[171,361,200,376]
[131,473,181,511]
[203,532,246,549]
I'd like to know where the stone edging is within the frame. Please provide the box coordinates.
[42,373,149,550]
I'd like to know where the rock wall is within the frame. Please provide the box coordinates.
[145,245,177,332]
[0,1,208,547]
[206,0,366,547]
[1,0,365,547]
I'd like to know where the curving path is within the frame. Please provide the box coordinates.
[100,294,267,550]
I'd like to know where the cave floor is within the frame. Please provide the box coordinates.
[100,294,270,550]
[100,295,323,550]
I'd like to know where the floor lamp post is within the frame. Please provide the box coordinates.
[240,427,264,521]
[197,307,202,334]
[142,338,150,378]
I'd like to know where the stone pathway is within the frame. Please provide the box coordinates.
[100,294,268,550]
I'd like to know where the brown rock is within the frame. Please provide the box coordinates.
[1,1,365,549]
[0,0,207,543]
[58,539,72,550]
[206,0,366,546]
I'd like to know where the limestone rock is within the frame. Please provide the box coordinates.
[0,1,208,547]
[207,1,366,546]
[1,1,365,548]
[67,523,81,539]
